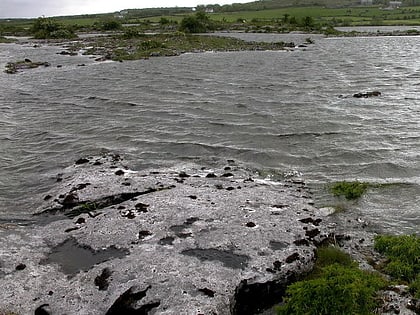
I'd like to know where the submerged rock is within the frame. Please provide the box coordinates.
[353,91,381,98]
[0,154,330,314]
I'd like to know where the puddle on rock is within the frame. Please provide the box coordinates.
[41,238,129,276]
[182,248,249,269]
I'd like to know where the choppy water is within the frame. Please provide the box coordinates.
[0,34,419,234]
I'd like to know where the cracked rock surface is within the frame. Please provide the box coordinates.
[0,154,330,314]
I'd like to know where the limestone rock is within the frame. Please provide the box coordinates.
[0,154,330,314]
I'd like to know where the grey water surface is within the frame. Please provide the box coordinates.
[0,34,419,233]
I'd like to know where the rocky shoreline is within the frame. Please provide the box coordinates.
[0,154,331,314]
[0,154,418,314]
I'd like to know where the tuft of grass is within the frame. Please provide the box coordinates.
[374,234,420,298]
[330,181,369,200]
[276,246,387,315]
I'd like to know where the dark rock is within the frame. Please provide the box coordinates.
[15,263,26,271]
[305,228,320,238]
[232,278,291,315]
[106,285,160,315]
[206,173,217,178]
[134,203,149,212]
[293,239,310,246]
[61,192,79,207]
[75,218,86,224]
[246,222,256,228]
[178,171,190,178]
[65,227,79,233]
[353,91,381,98]
[138,230,152,240]
[199,288,215,297]
[75,158,90,165]
[408,299,420,313]
[285,253,300,263]
[299,217,322,226]
[34,304,51,315]
[115,170,125,176]
[221,172,234,177]
[95,267,112,291]
[158,237,175,245]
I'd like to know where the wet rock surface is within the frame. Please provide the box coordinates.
[0,154,331,314]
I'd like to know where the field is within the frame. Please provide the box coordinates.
[158,6,420,26]
[1,4,420,37]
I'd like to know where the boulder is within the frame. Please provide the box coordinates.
[0,154,330,314]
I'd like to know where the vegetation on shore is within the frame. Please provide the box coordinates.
[374,234,420,298]
[277,234,420,314]
[276,246,387,314]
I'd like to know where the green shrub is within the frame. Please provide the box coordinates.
[31,17,76,39]
[410,276,420,299]
[330,181,369,200]
[315,246,354,269]
[276,263,386,315]
[179,12,215,33]
[374,234,420,283]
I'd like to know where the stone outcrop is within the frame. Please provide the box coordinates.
[4,59,50,74]
[0,154,331,314]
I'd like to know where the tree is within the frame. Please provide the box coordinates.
[180,12,214,33]
[31,17,76,39]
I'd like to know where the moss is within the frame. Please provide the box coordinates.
[374,234,420,297]
[276,246,387,315]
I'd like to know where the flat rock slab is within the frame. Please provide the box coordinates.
[0,155,330,315]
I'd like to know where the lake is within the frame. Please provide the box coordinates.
[0,34,419,234]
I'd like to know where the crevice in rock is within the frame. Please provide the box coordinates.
[231,276,296,315]
[35,186,172,218]
[106,285,160,315]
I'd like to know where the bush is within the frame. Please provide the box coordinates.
[277,263,386,315]
[94,18,122,31]
[180,12,214,33]
[374,234,420,283]
[330,181,369,200]
[31,17,76,39]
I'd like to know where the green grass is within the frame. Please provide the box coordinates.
[190,6,420,26]
[374,234,420,297]
[276,246,387,315]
